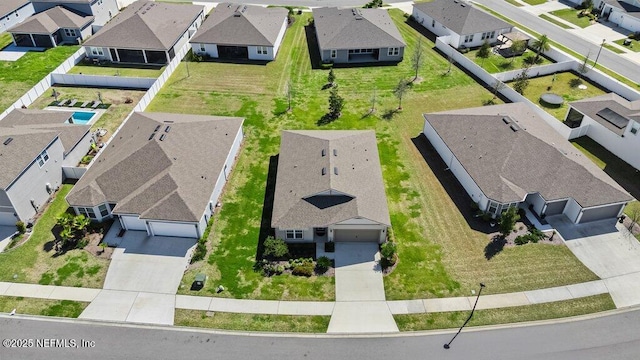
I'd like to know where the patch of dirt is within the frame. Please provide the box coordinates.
[623,218,640,239]
[486,221,563,247]
[83,232,113,260]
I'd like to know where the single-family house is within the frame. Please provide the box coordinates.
[8,6,94,48]
[0,109,92,226]
[31,0,119,29]
[271,130,391,244]
[412,0,513,49]
[422,103,632,224]
[312,7,406,64]
[83,1,204,65]
[190,3,288,61]
[597,0,640,33]
[566,93,640,171]
[66,112,244,239]
[0,1,35,34]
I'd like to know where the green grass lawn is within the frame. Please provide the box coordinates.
[0,185,109,288]
[570,136,640,200]
[0,33,13,49]
[68,63,165,78]
[603,43,625,54]
[539,14,573,29]
[0,297,88,318]
[549,9,592,28]
[29,86,146,141]
[505,0,524,6]
[0,45,79,112]
[614,38,640,52]
[466,48,552,73]
[395,294,615,331]
[149,11,598,302]
[522,0,547,5]
[175,310,330,332]
[513,72,608,120]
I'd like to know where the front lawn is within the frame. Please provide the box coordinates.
[522,0,547,5]
[512,72,608,120]
[149,11,599,302]
[0,297,88,318]
[175,310,330,332]
[29,86,146,141]
[549,9,592,28]
[395,293,615,331]
[68,63,165,78]
[466,48,552,73]
[0,185,109,288]
[614,38,640,52]
[539,14,573,29]
[0,45,79,112]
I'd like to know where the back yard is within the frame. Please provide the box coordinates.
[147,11,598,302]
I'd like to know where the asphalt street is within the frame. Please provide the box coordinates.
[473,0,640,85]
[1,308,640,360]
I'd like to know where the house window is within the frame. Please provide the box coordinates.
[98,204,109,217]
[90,47,103,56]
[285,229,303,240]
[257,46,268,55]
[388,47,399,56]
[36,150,49,168]
[199,43,205,52]
[330,49,337,58]
[78,207,96,219]
[487,200,498,215]
[464,34,474,43]
[64,29,76,37]
[432,19,435,27]
[490,31,496,39]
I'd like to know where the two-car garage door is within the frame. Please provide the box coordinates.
[149,222,198,238]
[334,229,381,242]
[579,204,624,224]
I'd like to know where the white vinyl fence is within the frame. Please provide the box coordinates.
[51,73,156,89]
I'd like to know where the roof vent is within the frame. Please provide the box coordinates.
[148,133,156,140]
[154,125,161,132]
[502,117,510,124]
[3,137,13,145]
[164,126,171,133]
[322,167,326,175]
[159,134,166,141]
[334,167,338,175]
[322,149,326,157]
[333,149,337,156]
[510,124,520,132]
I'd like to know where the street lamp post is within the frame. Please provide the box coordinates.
[593,39,606,69]
[444,283,486,350]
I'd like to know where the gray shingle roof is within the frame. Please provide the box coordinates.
[413,0,512,35]
[8,6,94,34]
[312,7,405,50]
[190,3,287,47]
[66,112,244,223]
[570,93,640,136]
[84,0,203,51]
[272,130,391,229]
[0,109,90,189]
[0,0,29,18]
[423,103,632,208]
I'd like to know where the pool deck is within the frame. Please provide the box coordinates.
[44,106,106,126]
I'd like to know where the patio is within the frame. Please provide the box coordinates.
[0,44,45,61]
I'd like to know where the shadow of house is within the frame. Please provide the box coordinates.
[256,154,279,261]
[404,16,438,43]
[304,24,323,69]
[411,135,496,234]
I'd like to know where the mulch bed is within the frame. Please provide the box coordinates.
[622,218,640,239]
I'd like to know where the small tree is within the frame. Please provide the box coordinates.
[512,66,530,95]
[477,41,491,66]
[393,79,409,110]
[578,52,590,79]
[15,221,26,234]
[73,214,91,235]
[629,208,640,232]
[532,34,550,63]
[380,241,397,268]
[285,79,293,112]
[327,68,335,87]
[370,88,377,113]
[491,79,505,99]
[263,237,289,258]
[499,207,521,237]
[411,37,425,81]
[328,84,344,119]
[509,40,527,64]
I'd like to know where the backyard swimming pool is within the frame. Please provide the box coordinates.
[68,111,96,125]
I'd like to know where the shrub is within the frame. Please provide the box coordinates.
[15,221,26,234]
[514,235,530,245]
[191,240,207,263]
[482,212,493,222]
[292,262,315,277]
[75,237,89,249]
[263,237,289,259]
[80,155,94,165]
[569,78,583,88]
[380,241,397,268]
[316,256,331,273]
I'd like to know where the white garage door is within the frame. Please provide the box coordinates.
[120,215,147,231]
[334,229,380,242]
[0,212,17,226]
[149,221,198,238]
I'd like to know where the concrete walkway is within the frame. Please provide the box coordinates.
[328,243,398,334]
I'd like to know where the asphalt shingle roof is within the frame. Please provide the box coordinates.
[312,7,405,50]
[84,0,203,51]
[570,93,640,136]
[0,109,90,189]
[8,6,94,34]
[423,103,632,208]
[272,130,391,229]
[66,112,244,223]
[413,0,512,35]
[0,0,29,18]
[190,3,287,47]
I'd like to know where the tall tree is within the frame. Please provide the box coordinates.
[531,34,550,63]
[393,79,409,110]
[477,41,491,66]
[411,37,425,81]
[328,84,344,119]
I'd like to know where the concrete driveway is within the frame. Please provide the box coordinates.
[548,215,640,308]
[328,242,398,334]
